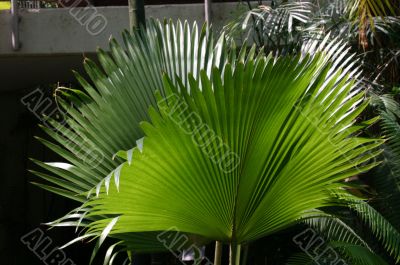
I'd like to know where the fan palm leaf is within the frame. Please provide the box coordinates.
[32,19,235,201]
[78,46,382,263]
[32,19,241,259]
[32,19,385,264]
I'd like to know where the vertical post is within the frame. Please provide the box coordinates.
[229,243,241,265]
[11,0,20,50]
[214,241,222,265]
[204,0,212,23]
[128,0,145,33]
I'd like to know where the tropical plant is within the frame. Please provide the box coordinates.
[32,18,247,263]
[225,0,400,93]
[283,80,400,265]
[29,17,393,265]
[346,0,397,48]
[223,1,314,52]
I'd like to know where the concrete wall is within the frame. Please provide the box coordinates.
[0,2,246,55]
[0,2,248,91]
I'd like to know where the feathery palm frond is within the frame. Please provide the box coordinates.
[346,0,397,49]
[305,213,370,248]
[332,242,389,265]
[368,93,400,229]
[224,1,313,53]
[342,198,400,263]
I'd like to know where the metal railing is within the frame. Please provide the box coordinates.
[18,0,40,8]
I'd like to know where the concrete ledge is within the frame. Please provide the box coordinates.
[0,2,247,55]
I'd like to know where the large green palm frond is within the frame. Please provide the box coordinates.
[79,45,382,261]
[32,19,260,260]
[32,19,237,201]
[32,18,385,263]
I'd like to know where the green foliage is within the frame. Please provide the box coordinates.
[31,17,400,265]
[84,51,381,244]
[33,19,235,201]
[350,201,400,263]
[45,21,385,264]
[332,242,389,265]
